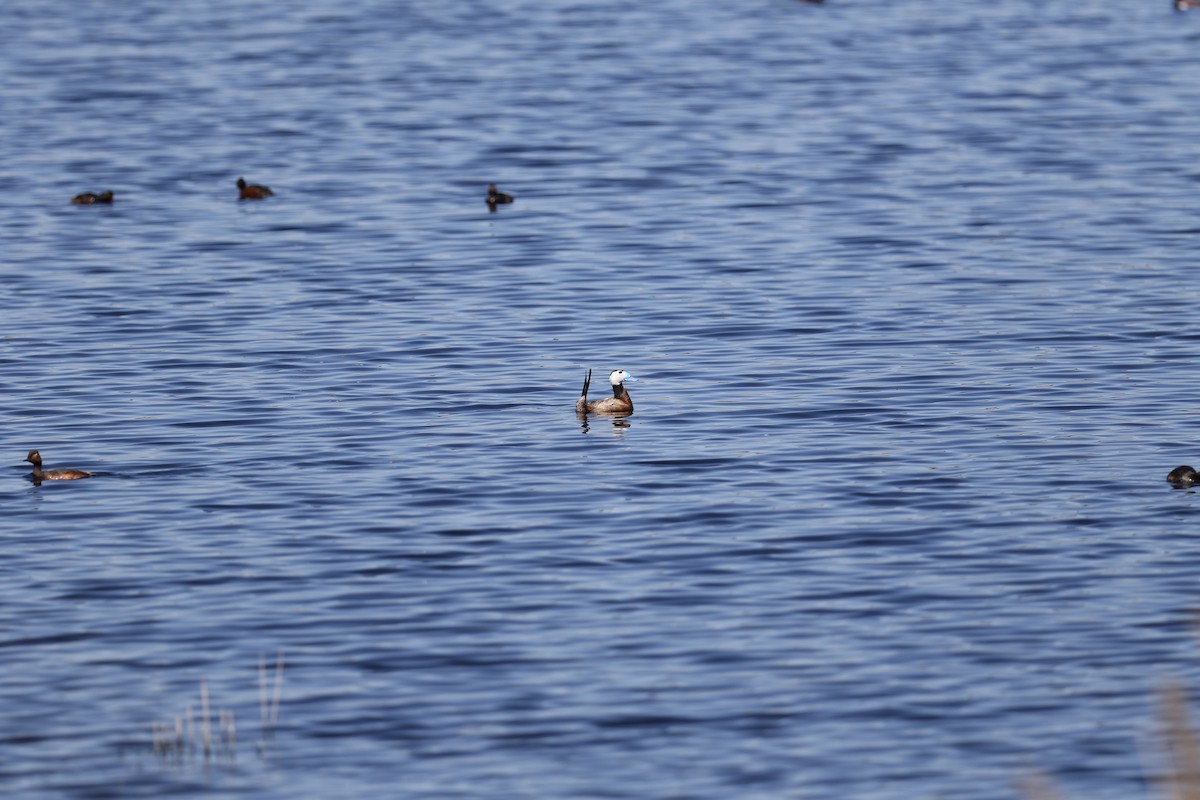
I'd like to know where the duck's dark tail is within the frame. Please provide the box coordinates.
[575,369,591,413]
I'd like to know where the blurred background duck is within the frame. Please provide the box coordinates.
[71,190,113,204]
[486,183,514,210]
[1168,465,1198,487]
[25,450,92,482]
[237,177,273,199]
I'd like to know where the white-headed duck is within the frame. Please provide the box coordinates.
[71,190,114,205]
[26,450,92,482]
[237,177,273,200]
[575,369,637,415]
[1177,0,1200,10]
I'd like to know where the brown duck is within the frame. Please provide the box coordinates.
[237,177,273,200]
[71,191,114,204]
[26,450,92,482]
[486,183,514,210]
[575,369,637,415]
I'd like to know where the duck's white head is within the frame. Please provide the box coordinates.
[609,369,636,386]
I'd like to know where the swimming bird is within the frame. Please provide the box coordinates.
[237,177,273,200]
[1168,465,1199,487]
[486,183,514,210]
[1177,0,1200,10]
[575,369,636,415]
[25,450,92,482]
[71,190,114,204]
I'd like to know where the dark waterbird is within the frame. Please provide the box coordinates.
[25,450,92,482]
[71,190,113,204]
[486,183,514,211]
[237,177,273,200]
[575,369,637,415]
[1167,465,1199,487]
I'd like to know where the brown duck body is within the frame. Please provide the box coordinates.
[486,183,514,209]
[71,191,114,204]
[237,177,273,199]
[575,369,635,415]
[1168,465,1199,487]
[26,450,92,481]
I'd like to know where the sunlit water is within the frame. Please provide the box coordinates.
[6,1,1200,797]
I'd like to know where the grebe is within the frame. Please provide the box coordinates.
[25,450,92,482]
[575,369,636,414]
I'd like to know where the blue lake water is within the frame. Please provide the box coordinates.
[6,0,1200,797]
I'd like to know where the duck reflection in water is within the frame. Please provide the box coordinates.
[579,415,632,435]
[25,450,92,485]
[1168,465,1199,487]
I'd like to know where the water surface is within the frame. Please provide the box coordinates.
[5,1,1200,797]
